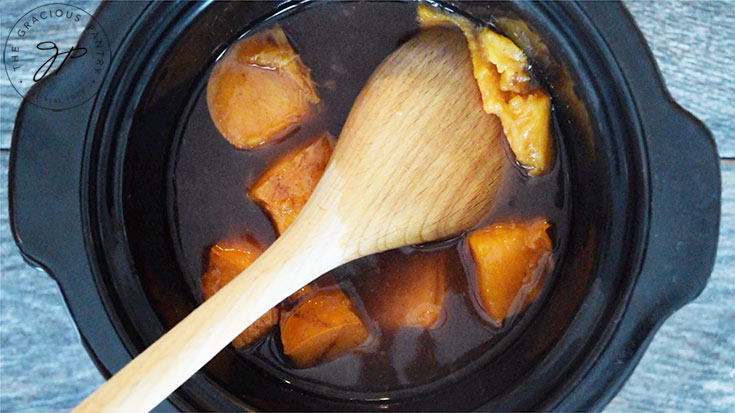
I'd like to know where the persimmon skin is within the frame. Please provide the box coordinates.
[249,134,334,234]
[206,25,320,149]
[200,237,278,348]
[280,288,369,368]
[467,218,553,326]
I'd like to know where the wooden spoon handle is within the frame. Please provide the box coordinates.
[73,220,347,413]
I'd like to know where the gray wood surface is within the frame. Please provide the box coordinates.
[1,1,733,412]
[624,1,734,159]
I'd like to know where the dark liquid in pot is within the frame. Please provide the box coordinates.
[170,1,570,397]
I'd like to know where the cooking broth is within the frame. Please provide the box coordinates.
[169,1,569,397]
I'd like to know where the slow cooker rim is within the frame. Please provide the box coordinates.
[83,0,650,411]
[80,1,225,410]
[525,1,651,408]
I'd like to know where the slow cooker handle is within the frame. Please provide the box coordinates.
[637,108,720,310]
[570,101,720,411]
[626,101,720,341]
[8,96,93,280]
[8,0,150,283]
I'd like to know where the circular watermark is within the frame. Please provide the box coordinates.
[3,3,111,110]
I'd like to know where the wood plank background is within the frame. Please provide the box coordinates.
[1,1,733,411]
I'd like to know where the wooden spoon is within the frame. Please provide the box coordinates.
[75,28,506,412]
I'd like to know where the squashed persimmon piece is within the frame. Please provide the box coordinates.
[467,218,553,326]
[206,25,320,149]
[360,251,447,331]
[502,91,551,172]
[201,237,278,348]
[418,4,553,175]
[280,288,369,368]
[249,134,333,234]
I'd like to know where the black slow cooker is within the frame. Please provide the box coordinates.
[9,1,720,411]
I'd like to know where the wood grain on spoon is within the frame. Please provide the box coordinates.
[74,28,507,413]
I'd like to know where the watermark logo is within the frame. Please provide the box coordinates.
[3,3,110,110]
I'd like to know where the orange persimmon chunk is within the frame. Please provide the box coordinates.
[249,134,333,234]
[201,237,278,348]
[467,218,553,326]
[280,288,369,368]
[361,251,448,331]
[206,25,320,149]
